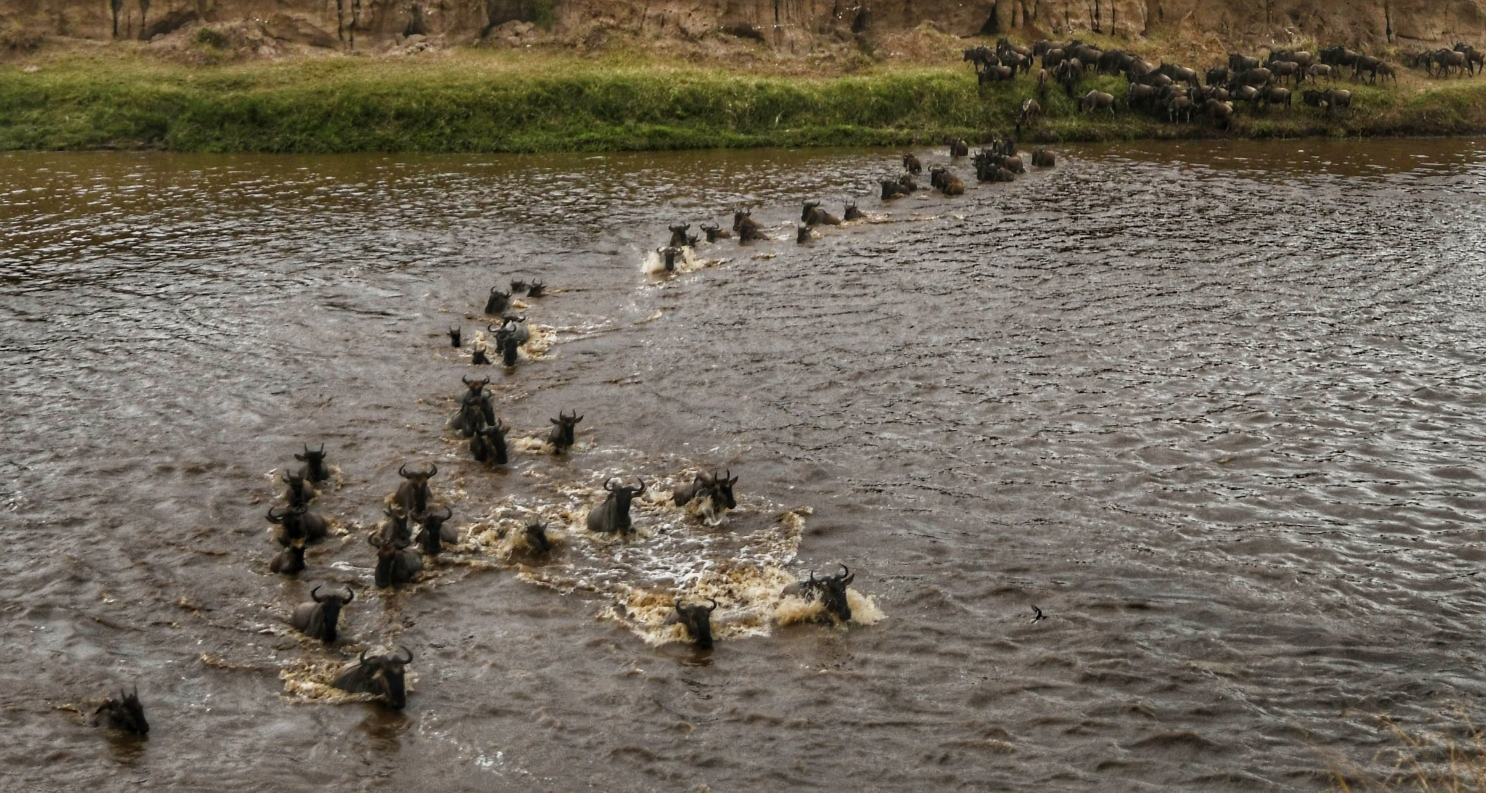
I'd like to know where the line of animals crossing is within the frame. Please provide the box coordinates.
[967,37,1485,131]
[95,230,878,734]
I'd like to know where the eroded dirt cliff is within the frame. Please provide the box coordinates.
[4,0,1486,57]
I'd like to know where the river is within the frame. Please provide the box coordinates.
[3,138,1486,791]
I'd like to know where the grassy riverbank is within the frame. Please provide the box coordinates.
[5,47,1486,152]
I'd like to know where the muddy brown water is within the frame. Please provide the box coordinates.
[3,138,1486,791]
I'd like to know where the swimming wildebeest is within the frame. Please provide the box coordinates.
[270,539,306,575]
[484,287,511,315]
[945,136,969,157]
[656,246,682,272]
[394,463,437,516]
[448,326,461,348]
[281,469,315,508]
[451,375,494,437]
[781,564,855,623]
[471,344,491,365]
[801,201,841,226]
[587,477,646,534]
[1031,148,1056,168]
[902,153,922,174]
[509,278,529,294]
[672,469,738,510]
[267,504,328,546]
[381,504,413,546]
[94,686,148,736]
[414,505,456,556]
[880,179,909,199]
[291,585,354,643]
[547,409,583,453]
[732,210,766,243]
[667,224,691,248]
[471,418,509,465]
[525,280,546,298]
[795,225,812,244]
[369,531,423,587]
[294,443,330,483]
[332,647,414,710]
[843,202,864,221]
[665,597,719,649]
[700,223,731,242]
[522,517,554,557]
[492,317,528,366]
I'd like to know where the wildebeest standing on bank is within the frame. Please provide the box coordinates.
[291,585,354,643]
[94,686,148,736]
[332,647,414,709]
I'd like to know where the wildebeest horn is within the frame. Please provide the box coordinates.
[358,649,368,665]
[438,505,452,521]
[462,375,475,385]
[604,477,617,492]
[342,587,354,603]
[267,506,285,523]
[631,479,646,493]
[398,463,411,478]
[488,323,501,333]
[311,585,323,602]
[839,564,853,584]
[395,646,413,664]
[367,532,383,548]
[281,472,292,483]
[427,464,437,477]
[706,598,719,613]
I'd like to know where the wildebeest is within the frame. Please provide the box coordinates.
[801,201,841,226]
[667,224,691,248]
[270,540,306,575]
[332,647,413,710]
[414,504,456,556]
[471,345,491,365]
[1456,43,1485,75]
[522,517,554,557]
[472,418,509,465]
[978,64,1014,84]
[1056,58,1084,96]
[656,246,682,272]
[293,443,330,483]
[394,463,437,516]
[1206,65,1230,86]
[665,597,719,649]
[525,280,546,298]
[281,470,315,508]
[1031,148,1056,168]
[1352,55,1387,83]
[369,531,423,587]
[939,171,965,196]
[1036,67,1049,97]
[1229,53,1261,72]
[1268,60,1300,84]
[795,225,812,244]
[1240,67,1273,86]
[493,317,528,366]
[902,153,922,174]
[94,686,148,736]
[880,179,909,199]
[1321,45,1362,69]
[1302,89,1325,107]
[700,223,731,242]
[548,409,583,453]
[843,202,864,221]
[1262,86,1292,110]
[587,477,646,534]
[780,564,855,623]
[1017,98,1042,132]
[672,469,738,513]
[1203,98,1235,129]
[448,327,461,348]
[291,585,353,643]
[732,210,766,243]
[1081,90,1116,116]
[945,136,969,157]
[381,504,413,546]
[1305,63,1334,82]
[451,376,494,437]
[267,504,328,546]
[484,287,511,316]
[1323,88,1352,114]
[510,278,529,293]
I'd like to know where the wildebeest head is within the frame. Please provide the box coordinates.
[267,504,305,544]
[844,202,863,221]
[700,223,729,242]
[332,647,414,710]
[382,504,412,545]
[474,418,509,465]
[414,504,454,555]
[731,210,752,233]
[95,685,148,736]
[525,280,546,298]
[495,327,520,366]
[293,584,354,643]
[294,443,329,483]
[461,375,490,402]
[801,201,821,223]
[708,469,738,510]
[796,225,811,244]
[281,470,313,507]
[548,410,583,453]
[485,287,511,315]
[270,538,307,575]
[902,153,922,173]
[523,517,553,556]
[657,246,681,272]
[510,278,529,293]
[816,565,854,623]
[667,224,691,248]
[472,346,491,365]
[672,597,719,649]
[395,463,437,515]
[447,324,463,348]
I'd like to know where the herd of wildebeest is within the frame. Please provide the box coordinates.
[968,37,1486,131]
[93,238,872,736]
